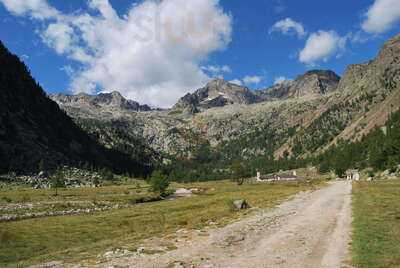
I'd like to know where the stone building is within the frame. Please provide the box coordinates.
[257,170,298,182]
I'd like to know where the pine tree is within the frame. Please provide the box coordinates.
[51,168,65,196]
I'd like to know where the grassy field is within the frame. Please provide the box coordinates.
[0,181,154,216]
[0,179,324,267]
[352,180,400,268]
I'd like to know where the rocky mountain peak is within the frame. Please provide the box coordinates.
[206,77,227,86]
[288,69,340,98]
[174,70,341,114]
[172,78,258,114]
[303,69,338,77]
[258,69,340,101]
[50,91,151,112]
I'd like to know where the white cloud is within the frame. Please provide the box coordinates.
[0,0,232,108]
[274,76,290,85]
[42,22,75,54]
[299,30,346,65]
[230,75,264,86]
[361,0,400,34]
[60,65,75,77]
[0,0,59,20]
[243,75,263,85]
[229,79,243,86]
[202,64,232,74]
[269,18,306,38]
[349,31,370,43]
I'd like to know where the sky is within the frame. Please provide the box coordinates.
[0,0,399,108]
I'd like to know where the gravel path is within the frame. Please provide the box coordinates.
[100,181,352,268]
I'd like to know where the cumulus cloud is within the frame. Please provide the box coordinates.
[361,0,400,34]
[269,18,306,38]
[42,22,75,55]
[243,75,263,85]
[299,30,346,65]
[0,0,232,108]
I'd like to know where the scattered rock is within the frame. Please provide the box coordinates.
[103,248,133,260]
[233,199,250,211]
[28,261,63,268]
[170,261,186,268]
[224,234,245,246]
[174,188,193,197]
[37,171,48,179]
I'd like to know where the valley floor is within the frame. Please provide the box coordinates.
[4,180,400,267]
[100,181,352,268]
[0,180,322,267]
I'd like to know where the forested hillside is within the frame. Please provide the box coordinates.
[317,109,400,176]
[0,41,151,176]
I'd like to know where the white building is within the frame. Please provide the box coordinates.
[346,169,360,181]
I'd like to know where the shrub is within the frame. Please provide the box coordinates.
[1,196,12,203]
[334,167,346,178]
[100,168,114,181]
[149,170,170,196]
[231,160,246,185]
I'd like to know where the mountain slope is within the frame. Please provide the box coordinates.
[275,34,400,157]
[49,34,400,180]
[0,41,151,175]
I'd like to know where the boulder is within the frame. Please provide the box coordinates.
[137,247,145,253]
[174,188,192,197]
[233,199,250,211]
[37,171,48,179]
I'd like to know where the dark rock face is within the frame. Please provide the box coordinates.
[51,91,151,112]
[0,41,150,175]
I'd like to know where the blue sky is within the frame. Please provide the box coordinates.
[0,0,399,107]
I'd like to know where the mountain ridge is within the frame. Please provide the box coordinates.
[51,69,341,115]
[51,91,152,112]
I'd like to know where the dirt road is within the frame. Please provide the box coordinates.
[100,181,352,268]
